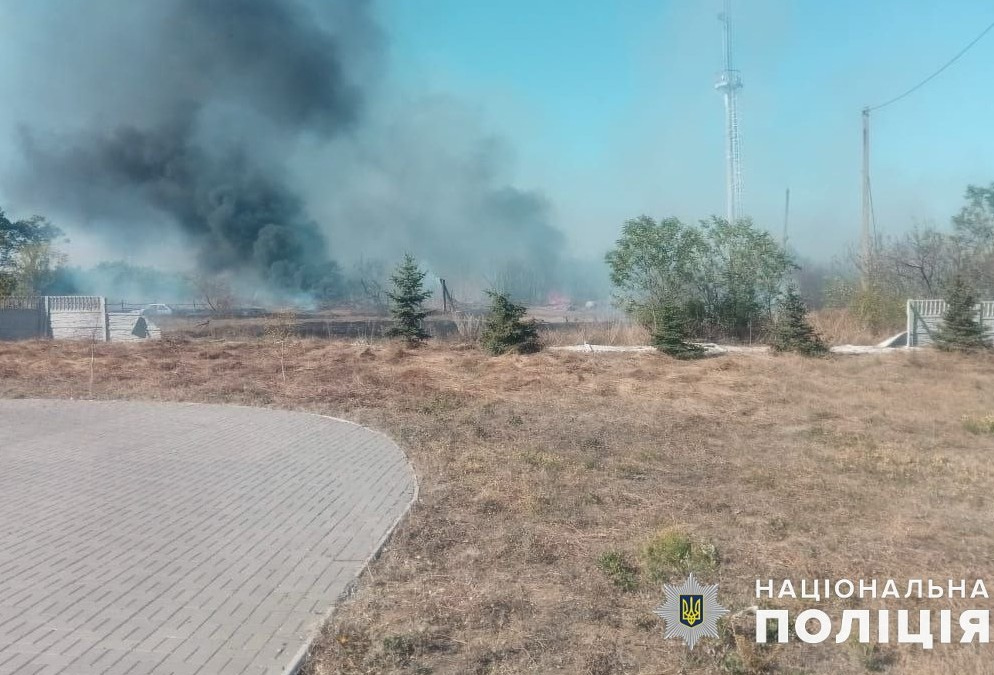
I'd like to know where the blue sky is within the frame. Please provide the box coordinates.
[379,0,994,260]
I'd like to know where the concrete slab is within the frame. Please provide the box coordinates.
[0,400,417,675]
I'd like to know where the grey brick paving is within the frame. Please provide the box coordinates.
[0,400,417,675]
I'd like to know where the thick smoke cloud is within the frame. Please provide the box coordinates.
[3,0,570,302]
[10,0,371,298]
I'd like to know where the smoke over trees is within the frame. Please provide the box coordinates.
[1,0,569,302]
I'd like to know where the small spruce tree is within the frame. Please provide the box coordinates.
[651,302,705,359]
[934,275,990,352]
[385,254,432,345]
[771,285,828,356]
[480,290,540,355]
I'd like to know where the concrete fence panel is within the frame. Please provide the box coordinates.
[107,311,161,341]
[907,299,994,347]
[47,296,108,341]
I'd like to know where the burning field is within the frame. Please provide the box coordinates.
[2,337,993,674]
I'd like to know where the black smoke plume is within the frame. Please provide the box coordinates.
[5,0,570,302]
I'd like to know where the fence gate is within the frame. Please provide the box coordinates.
[907,299,994,347]
[0,296,46,340]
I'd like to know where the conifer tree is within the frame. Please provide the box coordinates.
[934,275,990,352]
[480,290,540,355]
[771,285,827,356]
[385,254,432,345]
[651,303,705,359]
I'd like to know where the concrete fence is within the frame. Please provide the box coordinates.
[47,295,107,341]
[907,299,994,347]
[0,296,160,342]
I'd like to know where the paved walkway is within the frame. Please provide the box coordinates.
[0,400,417,675]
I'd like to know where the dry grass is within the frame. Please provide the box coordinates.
[2,338,993,674]
[539,320,650,347]
[541,309,896,349]
[808,308,901,346]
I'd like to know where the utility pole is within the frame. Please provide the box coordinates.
[715,0,743,226]
[861,107,872,288]
[782,187,790,250]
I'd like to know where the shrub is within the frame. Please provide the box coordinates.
[771,285,828,356]
[385,254,432,345]
[480,290,540,355]
[934,275,990,352]
[650,303,705,359]
[605,215,793,341]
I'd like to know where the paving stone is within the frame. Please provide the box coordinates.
[0,401,416,674]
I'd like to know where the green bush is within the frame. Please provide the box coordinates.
[480,290,540,355]
[771,285,828,356]
[605,215,793,341]
[934,275,990,352]
[650,303,705,359]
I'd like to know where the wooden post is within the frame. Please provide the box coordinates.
[440,279,448,312]
[100,296,110,342]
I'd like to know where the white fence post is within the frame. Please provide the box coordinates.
[906,299,912,348]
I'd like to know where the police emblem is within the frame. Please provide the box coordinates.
[654,573,728,649]
[679,594,703,627]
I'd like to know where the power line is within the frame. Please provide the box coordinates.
[869,17,994,112]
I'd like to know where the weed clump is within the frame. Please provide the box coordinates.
[963,414,994,435]
[596,551,639,592]
[641,528,719,582]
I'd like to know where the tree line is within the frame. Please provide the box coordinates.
[4,180,992,356]
[604,182,994,355]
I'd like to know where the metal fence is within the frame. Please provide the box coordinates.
[907,299,994,347]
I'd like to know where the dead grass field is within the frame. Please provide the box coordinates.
[1,338,992,674]
[806,308,900,347]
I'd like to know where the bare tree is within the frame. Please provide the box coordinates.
[887,225,952,296]
[348,257,390,312]
[264,309,299,384]
[189,274,237,316]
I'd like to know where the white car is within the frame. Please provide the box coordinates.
[141,303,173,317]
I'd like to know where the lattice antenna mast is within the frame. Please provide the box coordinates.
[715,0,743,225]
